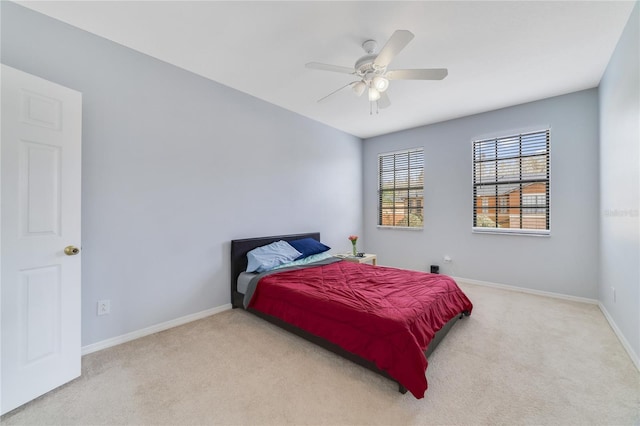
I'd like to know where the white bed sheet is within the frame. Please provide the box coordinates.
[237,271,256,295]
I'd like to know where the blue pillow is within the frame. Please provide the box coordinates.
[246,240,302,273]
[288,238,331,260]
[270,252,334,271]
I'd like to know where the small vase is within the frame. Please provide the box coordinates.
[351,242,357,256]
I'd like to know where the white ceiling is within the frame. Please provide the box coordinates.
[17,1,635,139]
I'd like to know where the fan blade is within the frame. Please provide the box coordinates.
[378,91,391,109]
[373,30,414,68]
[317,81,360,103]
[306,62,355,75]
[386,68,448,80]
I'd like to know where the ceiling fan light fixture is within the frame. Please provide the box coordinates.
[368,86,381,102]
[352,81,366,97]
[373,76,389,92]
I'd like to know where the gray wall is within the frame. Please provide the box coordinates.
[599,1,639,362]
[363,90,600,299]
[1,2,363,346]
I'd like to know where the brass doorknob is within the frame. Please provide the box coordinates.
[64,246,80,256]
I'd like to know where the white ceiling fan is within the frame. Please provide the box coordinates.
[306,30,448,113]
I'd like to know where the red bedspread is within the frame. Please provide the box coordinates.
[247,260,473,398]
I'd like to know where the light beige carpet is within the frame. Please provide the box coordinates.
[2,282,639,425]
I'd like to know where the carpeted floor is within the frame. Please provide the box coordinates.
[2,282,639,425]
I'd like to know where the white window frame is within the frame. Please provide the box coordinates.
[377,147,424,230]
[472,129,550,236]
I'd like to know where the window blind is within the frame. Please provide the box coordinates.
[378,148,424,228]
[472,129,550,234]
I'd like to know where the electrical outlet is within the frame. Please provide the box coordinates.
[97,299,110,316]
[443,256,452,263]
[611,287,616,303]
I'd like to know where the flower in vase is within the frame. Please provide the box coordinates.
[348,235,358,255]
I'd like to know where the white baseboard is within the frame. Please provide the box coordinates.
[452,276,599,304]
[81,304,232,356]
[598,302,640,372]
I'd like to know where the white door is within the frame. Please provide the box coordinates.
[1,65,82,414]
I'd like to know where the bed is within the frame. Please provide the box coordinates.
[230,232,472,398]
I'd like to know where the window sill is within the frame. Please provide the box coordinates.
[377,226,423,231]
[472,227,550,237]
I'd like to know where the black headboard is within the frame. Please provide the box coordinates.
[230,232,320,308]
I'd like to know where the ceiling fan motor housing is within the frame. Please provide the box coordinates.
[355,54,384,77]
[356,39,385,77]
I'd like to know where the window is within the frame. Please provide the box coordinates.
[498,196,509,214]
[472,129,550,234]
[378,148,424,228]
[522,194,546,214]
